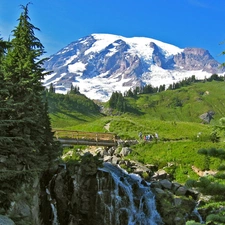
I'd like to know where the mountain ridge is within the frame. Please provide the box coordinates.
[43,33,224,101]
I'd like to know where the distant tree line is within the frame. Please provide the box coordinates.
[68,84,80,94]
[46,90,100,114]
[124,74,224,97]
[109,73,224,112]
[109,91,127,112]
[47,83,80,95]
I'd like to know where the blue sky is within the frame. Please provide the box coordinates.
[1,0,225,62]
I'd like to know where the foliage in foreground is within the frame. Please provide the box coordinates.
[185,148,225,224]
[0,4,62,212]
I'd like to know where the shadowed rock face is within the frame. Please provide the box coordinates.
[2,156,199,225]
[38,158,198,225]
[174,48,219,73]
[150,42,174,69]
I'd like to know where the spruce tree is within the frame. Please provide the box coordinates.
[2,4,60,169]
[0,38,16,160]
[109,91,127,112]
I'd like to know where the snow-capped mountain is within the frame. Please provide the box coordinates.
[43,33,224,101]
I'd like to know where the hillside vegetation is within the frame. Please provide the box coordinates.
[49,78,225,224]
[122,80,225,123]
[45,92,105,130]
[48,80,225,179]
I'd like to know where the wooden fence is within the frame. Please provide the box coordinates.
[53,129,117,146]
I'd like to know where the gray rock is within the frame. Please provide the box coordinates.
[160,179,172,190]
[10,201,31,217]
[152,169,169,180]
[107,147,115,156]
[0,215,15,225]
[120,147,132,157]
[111,156,119,165]
[153,187,165,195]
[199,111,215,123]
[171,182,181,193]
[0,156,7,163]
[103,155,112,162]
[175,186,188,196]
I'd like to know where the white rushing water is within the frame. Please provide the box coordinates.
[192,208,204,224]
[97,163,163,225]
[46,174,60,225]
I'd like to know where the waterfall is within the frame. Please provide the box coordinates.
[191,200,204,224]
[46,174,60,225]
[97,162,163,225]
[192,208,204,224]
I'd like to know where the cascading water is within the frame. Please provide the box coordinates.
[40,159,198,224]
[191,200,204,224]
[46,175,60,225]
[192,208,204,224]
[97,162,164,225]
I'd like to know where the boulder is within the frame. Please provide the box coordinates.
[152,169,169,180]
[10,201,31,217]
[120,147,132,157]
[199,111,215,123]
[171,182,181,193]
[175,186,188,196]
[111,156,119,165]
[0,215,15,225]
[160,179,172,190]
[107,147,116,156]
[103,155,112,162]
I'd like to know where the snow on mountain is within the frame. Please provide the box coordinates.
[43,33,224,101]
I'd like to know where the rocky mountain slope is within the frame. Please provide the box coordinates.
[43,33,224,101]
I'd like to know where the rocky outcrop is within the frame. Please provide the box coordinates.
[150,42,174,69]
[0,153,201,225]
[199,110,215,123]
[1,173,42,225]
[174,48,221,73]
[36,153,200,225]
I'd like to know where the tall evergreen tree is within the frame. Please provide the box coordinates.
[2,4,60,169]
[69,83,80,94]
[109,91,127,112]
[0,38,16,160]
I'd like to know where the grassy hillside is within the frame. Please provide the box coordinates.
[45,92,104,130]
[104,115,224,183]
[124,80,225,123]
